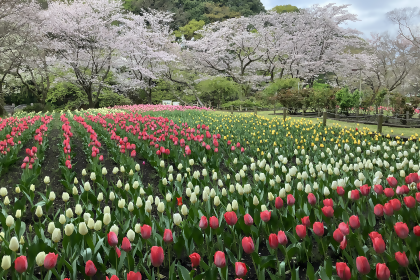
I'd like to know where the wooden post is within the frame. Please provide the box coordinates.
[323,109,327,126]
[302,105,306,117]
[254,106,257,116]
[335,108,338,119]
[378,110,383,133]
[239,105,242,112]
[230,105,233,114]
[283,108,286,121]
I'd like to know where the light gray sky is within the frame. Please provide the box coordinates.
[261,0,417,38]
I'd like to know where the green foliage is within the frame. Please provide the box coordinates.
[305,87,338,111]
[46,82,87,110]
[335,87,360,112]
[263,78,299,96]
[99,91,132,108]
[203,3,241,23]
[174,19,206,40]
[23,103,45,113]
[271,4,299,14]
[196,77,241,105]
[123,0,264,29]
[312,82,330,90]
[221,97,267,108]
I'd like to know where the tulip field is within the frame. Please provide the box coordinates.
[1,105,420,280]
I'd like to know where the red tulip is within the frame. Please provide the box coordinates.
[384,188,394,198]
[85,260,97,277]
[287,194,295,206]
[417,192,420,203]
[387,177,398,188]
[301,216,310,227]
[108,232,118,247]
[307,193,316,205]
[242,237,255,254]
[44,253,58,269]
[404,196,416,208]
[336,262,351,280]
[394,222,409,239]
[372,237,386,254]
[199,216,208,229]
[414,226,420,236]
[122,237,131,252]
[107,276,119,280]
[349,215,360,229]
[390,199,401,211]
[374,204,384,216]
[397,185,409,195]
[141,225,152,239]
[383,203,393,216]
[333,228,344,243]
[235,262,247,277]
[189,253,201,268]
[338,222,349,236]
[269,233,279,249]
[116,247,121,258]
[260,210,271,222]
[150,246,164,267]
[376,263,390,280]
[224,211,238,226]
[340,236,347,250]
[336,187,345,196]
[323,198,334,207]
[369,231,382,240]
[350,190,360,200]
[214,251,226,268]
[244,214,253,226]
[209,216,219,229]
[322,206,334,218]
[14,256,28,273]
[356,256,370,275]
[360,184,371,196]
[313,222,324,236]
[406,173,419,184]
[275,197,283,209]
[374,184,383,194]
[163,229,173,243]
[127,271,142,280]
[176,197,182,206]
[277,231,288,246]
[295,225,306,239]
[395,252,409,267]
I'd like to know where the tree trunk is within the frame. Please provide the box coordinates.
[148,88,152,104]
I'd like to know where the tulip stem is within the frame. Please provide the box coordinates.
[116,254,118,277]
[157,266,160,280]
[320,239,327,260]
[405,240,420,275]
[252,257,259,280]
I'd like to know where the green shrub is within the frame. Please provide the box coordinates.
[335,87,360,113]
[23,103,44,113]
[99,91,132,108]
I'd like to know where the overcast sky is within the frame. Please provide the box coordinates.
[261,0,417,38]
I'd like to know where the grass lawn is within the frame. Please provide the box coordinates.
[212,110,419,139]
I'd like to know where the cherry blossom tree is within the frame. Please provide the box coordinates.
[0,0,40,111]
[188,4,370,94]
[387,7,420,50]
[187,15,268,94]
[41,0,130,108]
[116,10,176,104]
[363,33,417,95]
